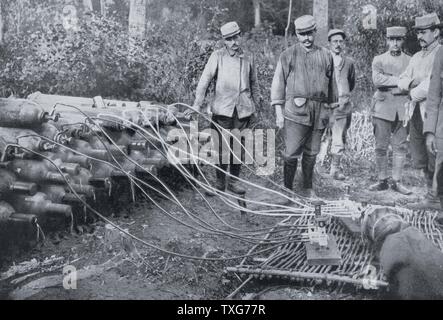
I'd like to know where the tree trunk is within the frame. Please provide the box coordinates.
[253,0,261,28]
[313,0,328,46]
[129,0,147,39]
[83,0,93,11]
[285,0,293,48]
[100,0,106,16]
[0,1,3,44]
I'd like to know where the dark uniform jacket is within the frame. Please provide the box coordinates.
[271,43,337,129]
[333,55,356,119]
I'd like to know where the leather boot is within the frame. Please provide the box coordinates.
[283,160,298,191]
[408,188,440,210]
[302,155,317,197]
[206,164,227,197]
[369,154,389,191]
[227,165,246,195]
[391,154,412,195]
[302,188,318,199]
[330,155,345,181]
[369,179,389,191]
[422,190,440,209]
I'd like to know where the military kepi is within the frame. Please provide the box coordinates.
[294,15,317,33]
[386,26,407,38]
[220,21,241,38]
[328,29,346,40]
[413,12,442,30]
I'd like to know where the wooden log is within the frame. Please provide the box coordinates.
[129,0,147,39]
[313,0,328,46]
[226,267,388,288]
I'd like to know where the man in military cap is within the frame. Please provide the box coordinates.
[320,29,356,181]
[424,37,443,226]
[398,13,442,206]
[187,21,259,196]
[271,15,337,198]
[370,26,411,194]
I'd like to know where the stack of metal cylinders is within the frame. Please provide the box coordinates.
[0,93,182,251]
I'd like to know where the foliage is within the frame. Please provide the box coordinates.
[0,3,222,103]
[0,1,290,117]
[344,0,443,94]
[2,0,441,144]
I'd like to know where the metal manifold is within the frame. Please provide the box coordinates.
[226,202,443,292]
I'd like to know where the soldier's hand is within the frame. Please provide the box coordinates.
[184,106,201,120]
[410,78,421,89]
[426,133,437,156]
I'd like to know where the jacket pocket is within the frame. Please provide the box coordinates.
[373,90,387,102]
[285,97,311,125]
[292,98,308,116]
[371,91,386,114]
[237,91,256,115]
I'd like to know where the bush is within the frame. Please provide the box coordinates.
[0,6,289,124]
[0,4,221,103]
[344,0,443,95]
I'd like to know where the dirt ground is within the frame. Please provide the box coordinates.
[0,158,431,300]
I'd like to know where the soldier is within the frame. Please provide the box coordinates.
[325,29,356,181]
[187,22,259,196]
[271,15,337,198]
[398,13,442,206]
[370,27,411,194]
[424,45,443,225]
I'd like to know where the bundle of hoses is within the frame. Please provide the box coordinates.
[0,94,330,262]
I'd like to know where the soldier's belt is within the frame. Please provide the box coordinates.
[377,87,407,96]
[293,96,328,103]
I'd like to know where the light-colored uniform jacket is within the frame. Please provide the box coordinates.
[194,47,259,119]
[424,47,443,145]
[398,41,442,119]
[371,51,411,121]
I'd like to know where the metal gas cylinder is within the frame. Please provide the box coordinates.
[49,151,92,170]
[0,201,37,226]
[72,139,127,161]
[71,140,108,160]
[0,136,17,161]
[0,98,58,128]
[71,167,93,185]
[66,183,96,199]
[144,149,169,167]
[0,127,56,155]
[49,158,80,176]
[36,123,72,145]
[91,161,125,179]
[8,213,38,225]
[41,185,85,205]
[87,136,128,155]
[28,92,95,109]
[10,192,72,219]
[0,201,15,221]
[4,159,70,184]
[0,169,38,195]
